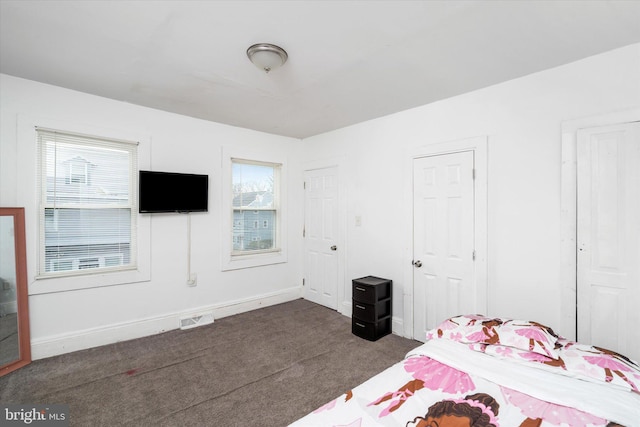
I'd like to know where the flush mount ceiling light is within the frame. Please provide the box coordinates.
[246,43,288,73]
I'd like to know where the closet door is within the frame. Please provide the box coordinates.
[412,151,476,341]
[577,121,640,362]
[304,167,339,310]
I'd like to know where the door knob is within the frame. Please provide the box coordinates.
[412,260,422,268]
[330,245,337,251]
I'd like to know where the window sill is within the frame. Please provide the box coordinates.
[222,249,287,271]
[29,266,150,295]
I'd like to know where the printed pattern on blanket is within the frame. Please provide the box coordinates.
[427,315,561,359]
[427,315,640,394]
[292,354,626,427]
[290,316,640,427]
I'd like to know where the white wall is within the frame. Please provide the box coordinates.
[2,43,638,358]
[301,43,640,339]
[0,74,305,359]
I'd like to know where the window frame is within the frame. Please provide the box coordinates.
[221,147,287,271]
[231,158,280,256]
[17,116,151,295]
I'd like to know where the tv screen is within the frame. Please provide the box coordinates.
[139,170,209,213]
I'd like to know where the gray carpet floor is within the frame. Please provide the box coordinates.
[1,299,420,426]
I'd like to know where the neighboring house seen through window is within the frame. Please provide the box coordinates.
[36,128,138,278]
[231,159,280,255]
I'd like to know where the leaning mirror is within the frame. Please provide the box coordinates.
[0,207,31,376]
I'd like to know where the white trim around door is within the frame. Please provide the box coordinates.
[560,108,640,341]
[403,136,488,340]
[302,157,347,315]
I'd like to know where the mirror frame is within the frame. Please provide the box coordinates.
[0,207,31,376]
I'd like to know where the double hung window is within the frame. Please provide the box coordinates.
[36,128,138,277]
[231,159,281,255]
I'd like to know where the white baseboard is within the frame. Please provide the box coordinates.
[391,316,404,337]
[341,299,351,317]
[31,286,302,360]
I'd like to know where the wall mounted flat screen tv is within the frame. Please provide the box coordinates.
[139,170,209,213]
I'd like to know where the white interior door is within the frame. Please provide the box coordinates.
[577,121,640,362]
[413,151,475,341]
[304,167,339,310]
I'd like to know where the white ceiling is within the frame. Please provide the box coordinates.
[1,1,639,139]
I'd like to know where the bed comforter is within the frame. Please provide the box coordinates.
[290,315,640,427]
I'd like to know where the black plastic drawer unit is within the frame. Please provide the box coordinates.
[352,299,391,323]
[351,276,392,341]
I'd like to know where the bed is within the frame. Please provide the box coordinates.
[289,314,640,427]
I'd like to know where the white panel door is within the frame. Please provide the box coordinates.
[413,151,475,341]
[304,167,339,310]
[577,122,640,362]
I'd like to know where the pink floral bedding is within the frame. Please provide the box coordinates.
[289,316,640,427]
[431,315,640,394]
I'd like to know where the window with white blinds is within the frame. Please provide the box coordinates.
[36,128,138,278]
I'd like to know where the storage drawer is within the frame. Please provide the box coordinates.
[352,276,391,304]
[351,317,391,341]
[352,299,391,323]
